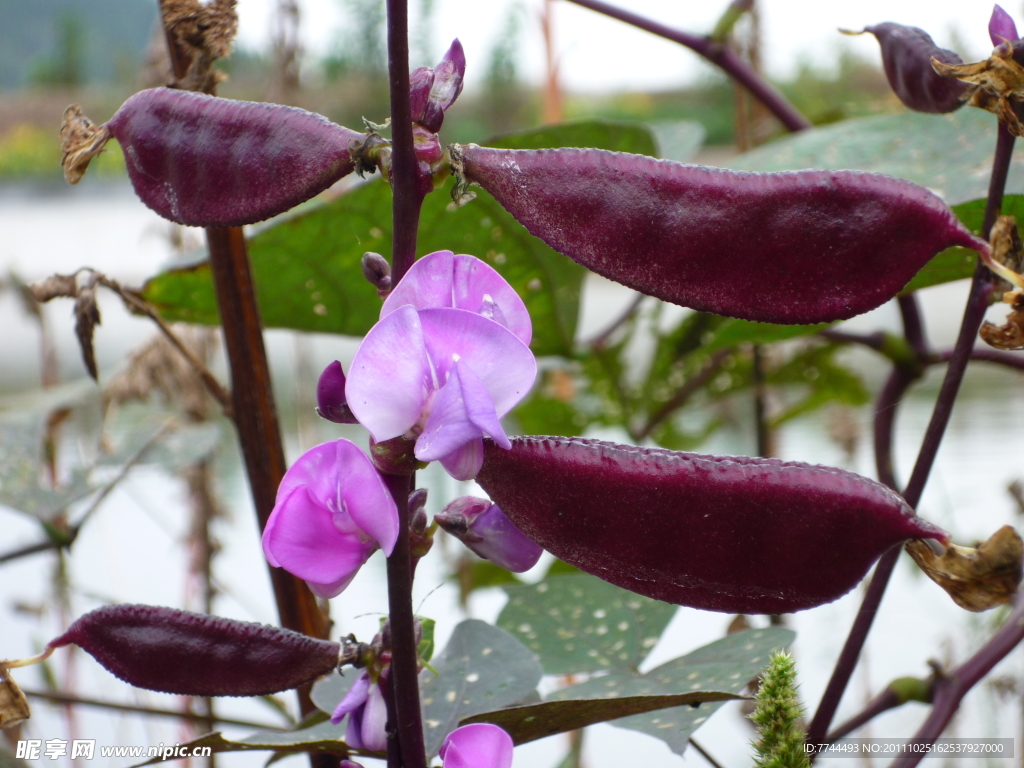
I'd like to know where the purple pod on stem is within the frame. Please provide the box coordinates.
[475,436,948,613]
[48,605,341,696]
[451,146,986,324]
[857,23,968,113]
[105,88,370,227]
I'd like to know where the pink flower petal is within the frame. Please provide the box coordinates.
[418,308,536,417]
[415,365,485,463]
[330,671,370,724]
[439,439,485,482]
[381,251,532,345]
[347,305,434,441]
[306,571,359,600]
[451,254,531,344]
[381,250,456,318]
[440,724,514,768]
[261,485,371,585]
[335,440,400,556]
[361,682,389,752]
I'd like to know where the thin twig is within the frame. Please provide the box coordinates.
[562,0,812,133]
[689,737,727,768]
[23,688,285,732]
[635,349,731,440]
[893,590,1024,767]
[825,686,905,744]
[585,293,645,348]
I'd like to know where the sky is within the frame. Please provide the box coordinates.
[232,0,1013,92]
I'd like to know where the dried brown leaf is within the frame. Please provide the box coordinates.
[161,0,237,93]
[60,106,112,185]
[30,273,78,303]
[907,526,1024,611]
[0,669,30,729]
[74,285,102,381]
[980,311,1024,349]
[933,48,1024,135]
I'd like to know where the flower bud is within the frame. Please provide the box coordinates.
[990,5,1019,46]
[412,39,466,133]
[316,361,358,424]
[436,497,543,573]
[361,252,392,296]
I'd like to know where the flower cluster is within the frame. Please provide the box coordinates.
[346,250,536,480]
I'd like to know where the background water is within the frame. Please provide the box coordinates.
[2,180,1023,767]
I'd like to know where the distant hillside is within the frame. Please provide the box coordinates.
[0,0,156,88]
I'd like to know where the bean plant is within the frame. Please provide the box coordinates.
[3,0,1024,767]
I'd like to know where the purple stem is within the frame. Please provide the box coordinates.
[893,589,1024,768]
[562,0,812,133]
[807,124,1013,750]
[382,1,427,766]
[934,348,1024,371]
[826,685,904,743]
[387,0,422,286]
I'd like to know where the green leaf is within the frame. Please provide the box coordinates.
[497,573,677,675]
[550,627,795,756]
[142,119,660,357]
[417,616,436,663]
[420,619,543,756]
[486,120,657,156]
[459,691,740,746]
[731,108,1024,206]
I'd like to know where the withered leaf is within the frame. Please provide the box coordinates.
[74,286,102,381]
[30,273,78,303]
[933,48,1024,136]
[161,0,237,93]
[60,106,111,185]
[0,670,30,730]
[906,526,1024,611]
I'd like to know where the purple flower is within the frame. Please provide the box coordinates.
[330,669,388,752]
[990,4,1019,46]
[410,39,466,133]
[435,497,543,572]
[346,251,536,480]
[440,724,514,768]
[261,439,399,598]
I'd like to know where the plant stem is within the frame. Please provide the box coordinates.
[383,2,428,766]
[806,123,1012,752]
[387,0,422,286]
[752,344,771,457]
[383,473,426,768]
[635,349,732,440]
[894,589,1024,768]
[824,685,904,743]
[562,0,811,133]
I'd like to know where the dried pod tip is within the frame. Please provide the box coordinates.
[932,44,1024,135]
[60,106,112,185]
[316,361,358,424]
[0,667,31,730]
[990,5,1019,47]
[906,525,1024,611]
[30,273,78,303]
[47,604,342,697]
[361,252,392,295]
[436,497,543,573]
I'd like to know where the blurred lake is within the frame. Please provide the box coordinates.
[2,180,1023,768]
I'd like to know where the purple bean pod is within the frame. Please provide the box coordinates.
[451,145,986,324]
[475,436,948,613]
[105,88,373,227]
[857,23,969,113]
[49,605,341,697]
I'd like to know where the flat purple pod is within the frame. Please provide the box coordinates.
[106,88,369,227]
[454,145,986,324]
[864,23,968,113]
[49,605,340,697]
[475,437,948,613]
